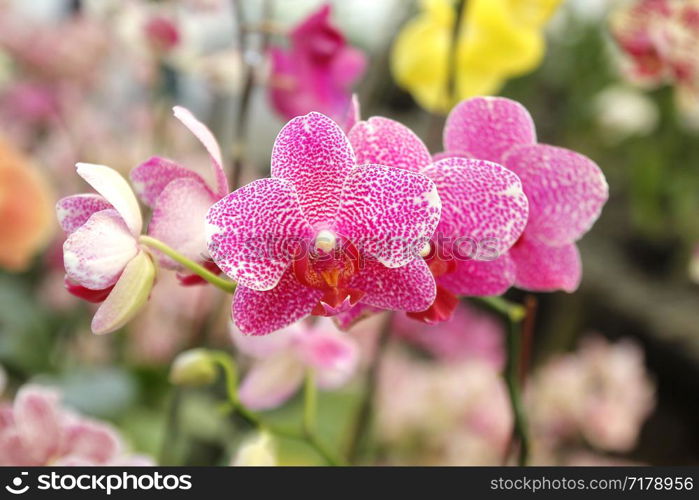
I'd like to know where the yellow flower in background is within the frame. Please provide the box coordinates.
[0,136,54,271]
[391,0,562,113]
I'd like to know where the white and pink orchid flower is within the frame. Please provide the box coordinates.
[56,163,155,335]
[0,385,153,466]
[130,106,229,281]
[441,97,609,293]
[232,318,359,410]
[207,112,442,335]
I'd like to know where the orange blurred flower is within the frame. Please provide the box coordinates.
[0,136,54,271]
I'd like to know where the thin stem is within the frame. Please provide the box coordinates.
[138,236,236,294]
[158,387,182,465]
[471,296,530,466]
[211,351,344,466]
[303,369,317,436]
[345,312,393,464]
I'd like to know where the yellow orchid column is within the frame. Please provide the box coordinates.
[391,0,562,114]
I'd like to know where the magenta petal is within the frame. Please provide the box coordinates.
[351,258,436,312]
[232,270,322,335]
[329,46,367,87]
[423,157,529,258]
[271,112,356,225]
[334,165,441,268]
[63,209,139,290]
[503,144,609,245]
[149,177,216,269]
[130,156,205,208]
[444,97,537,163]
[510,238,582,292]
[173,106,228,197]
[206,178,313,291]
[438,256,516,297]
[349,117,432,173]
[333,303,380,330]
[56,194,111,233]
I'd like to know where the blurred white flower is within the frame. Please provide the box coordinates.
[232,432,277,466]
[593,85,659,143]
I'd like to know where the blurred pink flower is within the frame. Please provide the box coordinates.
[206,112,441,335]
[131,107,228,280]
[528,335,655,452]
[144,15,181,53]
[441,97,609,293]
[232,318,359,410]
[0,385,152,466]
[392,302,505,369]
[268,4,366,130]
[348,113,528,323]
[57,164,155,334]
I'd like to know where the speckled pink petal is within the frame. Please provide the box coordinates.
[149,178,215,269]
[92,251,156,334]
[334,165,441,268]
[503,144,609,245]
[63,209,139,290]
[350,258,436,312]
[76,163,142,236]
[173,106,228,197]
[438,256,516,296]
[333,303,381,330]
[206,178,313,291]
[423,157,529,259]
[444,97,537,163]
[60,420,121,464]
[271,112,356,225]
[510,237,581,292]
[232,270,322,335]
[130,156,205,208]
[238,351,305,410]
[14,386,63,465]
[349,117,432,173]
[297,318,359,389]
[56,194,111,233]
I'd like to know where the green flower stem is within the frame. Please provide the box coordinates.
[303,369,317,436]
[138,236,236,294]
[210,351,344,466]
[471,296,530,466]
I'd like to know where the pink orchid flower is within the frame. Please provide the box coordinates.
[232,318,359,410]
[57,164,155,334]
[347,113,529,323]
[441,97,609,293]
[0,385,153,466]
[130,106,229,282]
[206,112,442,335]
[268,4,366,131]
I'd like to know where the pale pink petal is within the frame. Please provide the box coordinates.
[350,258,436,312]
[173,106,228,197]
[444,97,537,163]
[349,117,432,173]
[148,178,215,269]
[438,256,516,296]
[238,352,305,410]
[230,322,297,358]
[271,112,356,225]
[423,157,529,258]
[76,163,142,236]
[63,209,139,290]
[130,156,206,208]
[14,385,63,465]
[206,178,313,291]
[60,420,121,464]
[56,194,111,233]
[510,238,582,292]
[92,251,156,334]
[297,318,359,389]
[341,94,361,133]
[334,165,441,268]
[333,303,380,330]
[0,429,35,465]
[503,144,609,245]
[232,270,322,335]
